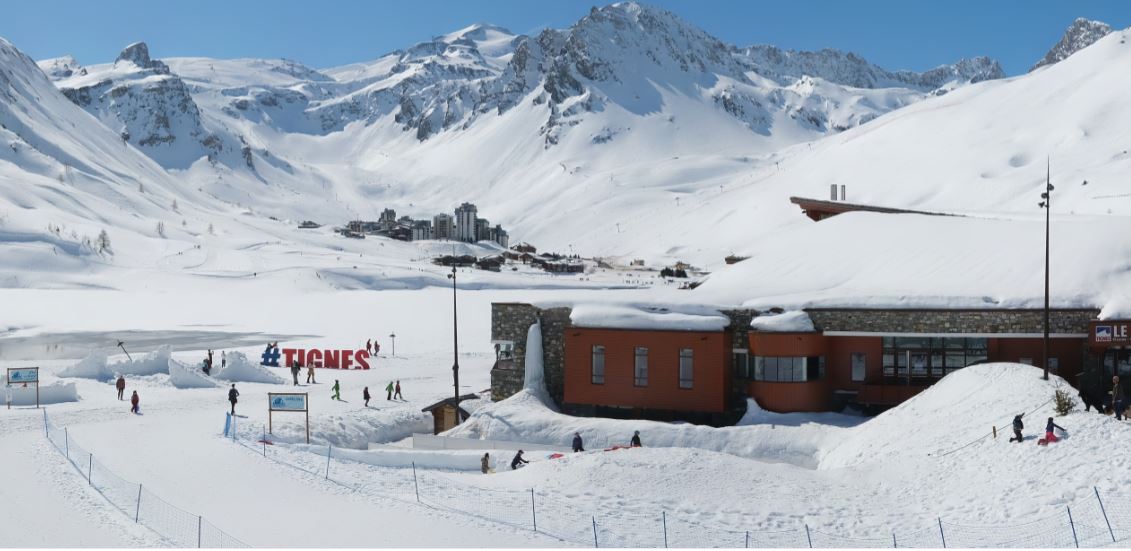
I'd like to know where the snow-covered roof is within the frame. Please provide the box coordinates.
[750,311,815,332]
[569,303,730,331]
[693,211,1131,312]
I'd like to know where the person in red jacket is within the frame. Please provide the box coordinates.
[130,390,140,414]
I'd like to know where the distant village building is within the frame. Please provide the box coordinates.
[475,218,490,242]
[512,242,537,254]
[411,219,433,241]
[489,225,509,249]
[379,208,397,230]
[455,203,478,242]
[433,214,454,240]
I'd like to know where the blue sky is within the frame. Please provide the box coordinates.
[3,1,1128,75]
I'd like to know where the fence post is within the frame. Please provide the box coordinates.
[87,454,92,485]
[530,488,537,532]
[262,426,266,457]
[198,515,202,548]
[1068,506,1079,548]
[805,524,812,548]
[938,518,946,548]
[43,409,47,436]
[745,530,749,548]
[412,461,420,503]
[65,427,69,460]
[592,516,598,548]
[662,511,668,548]
[135,484,142,523]
[893,531,897,548]
[325,445,331,480]
[1096,487,1116,543]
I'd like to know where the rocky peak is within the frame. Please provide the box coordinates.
[38,55,85,79]
[1030,18,1112,71]
[115,41,170,74]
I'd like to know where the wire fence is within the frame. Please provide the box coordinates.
[223,416,1129,548]
[42,411,250,548]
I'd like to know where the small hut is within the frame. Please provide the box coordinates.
[421,394,478,434]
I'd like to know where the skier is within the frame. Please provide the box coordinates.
[306,364,316,384]
[394,380,403,400]
[386,381,394,401]
[1113,376,1126,421]
[363,386,371,407]
[290,360,301,386]
[366,339,372,355]
[130,390,140,414]
[228,384,239,415]
[511,450,529,470]
[1042,417,1066,444]
[481,452,490,474]
[116,375,126,400]
[332,380,341,401]
[1009,413,1025,443]
[630,430,642,447]
[572,432,584,452]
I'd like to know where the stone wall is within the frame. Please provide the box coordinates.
[806,309,1099,334]
[490,303,572,404]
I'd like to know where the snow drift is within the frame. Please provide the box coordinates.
[168,359,218,389]
[214,352,285,384]
[59,346,173,380]
[6,381,79,406]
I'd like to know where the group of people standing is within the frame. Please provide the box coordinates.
[202,349,226,375]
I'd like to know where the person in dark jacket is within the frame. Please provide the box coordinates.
[1044,417,1066,443]
[363,386,371,407]
[481,453,491,474]
[630,430,642,447]
[572,432,584,452]
[202,354,211,375]
[1113,376,1125,421]
[511,450,529,470]
[116,375,126,400]
[394,380,403,400]
[290,360,301,386]
[130,390,140,414]
[1008,413,1025,443]
[228,384,239,415]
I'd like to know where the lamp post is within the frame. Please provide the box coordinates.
[447,264,461,422]
[389,332,396,357]
[1038,160,1054,381]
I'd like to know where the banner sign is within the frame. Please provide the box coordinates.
[1091,321,1131,346]
[261,346,370,370]
[269,393,308,412]
[7,367,38,384]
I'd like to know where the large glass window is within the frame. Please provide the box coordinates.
[882,337,991,379]
[752,357,815,382]
[591,345,605,384]
[679,349,694,389]
[634,347,648,387]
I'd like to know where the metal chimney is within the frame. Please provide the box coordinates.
[830,184,838,201]
[840,185,846,201]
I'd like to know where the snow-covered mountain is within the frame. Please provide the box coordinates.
[1030,18,1113,71]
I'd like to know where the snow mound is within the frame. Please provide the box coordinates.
[570,304,729,331]
[819,363,1068,469]
[58,349,112,380]
[168,359,218,389]
[265,407,431,449]
[6,381,80,406]
[750,311,815,332]
[59,346,173,380]
[318,445,493,472]
[448,390,843,468]
[214,352,285,384]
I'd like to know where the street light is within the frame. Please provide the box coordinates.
[1038,159,1053,381]
[446,263,461,422]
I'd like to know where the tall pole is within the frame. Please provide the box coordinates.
[1041,159,1052,381]
[451,263,461,422]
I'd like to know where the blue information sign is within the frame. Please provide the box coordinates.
[269,394,307,411]
[8,368,38,383]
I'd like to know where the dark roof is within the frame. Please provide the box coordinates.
[421,394,479,413]
[789,196,957,222]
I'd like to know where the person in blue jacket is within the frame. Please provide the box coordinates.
[1044,417,1066,444]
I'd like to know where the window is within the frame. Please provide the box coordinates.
[679,349,694,389]
[1048,357,1059,373]
[493,341,515,360]
[752,357,811,382]
[733,350,749,379]
[634,347,648,386]
[881,337,991,379]
[851,353,866,382]
[591,345,605,384]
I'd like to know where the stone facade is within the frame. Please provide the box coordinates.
[490,303,572,403]
[805,308,1099,334]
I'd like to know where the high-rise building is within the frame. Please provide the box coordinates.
[433,213,454,240]
[379,208,397,230]
[455,203,478,242]
[411,219,433,241]
[475,218,490,243]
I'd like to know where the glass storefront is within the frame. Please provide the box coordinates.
[882,337,988,379]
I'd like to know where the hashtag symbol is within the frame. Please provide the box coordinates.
[261,347,280,367]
